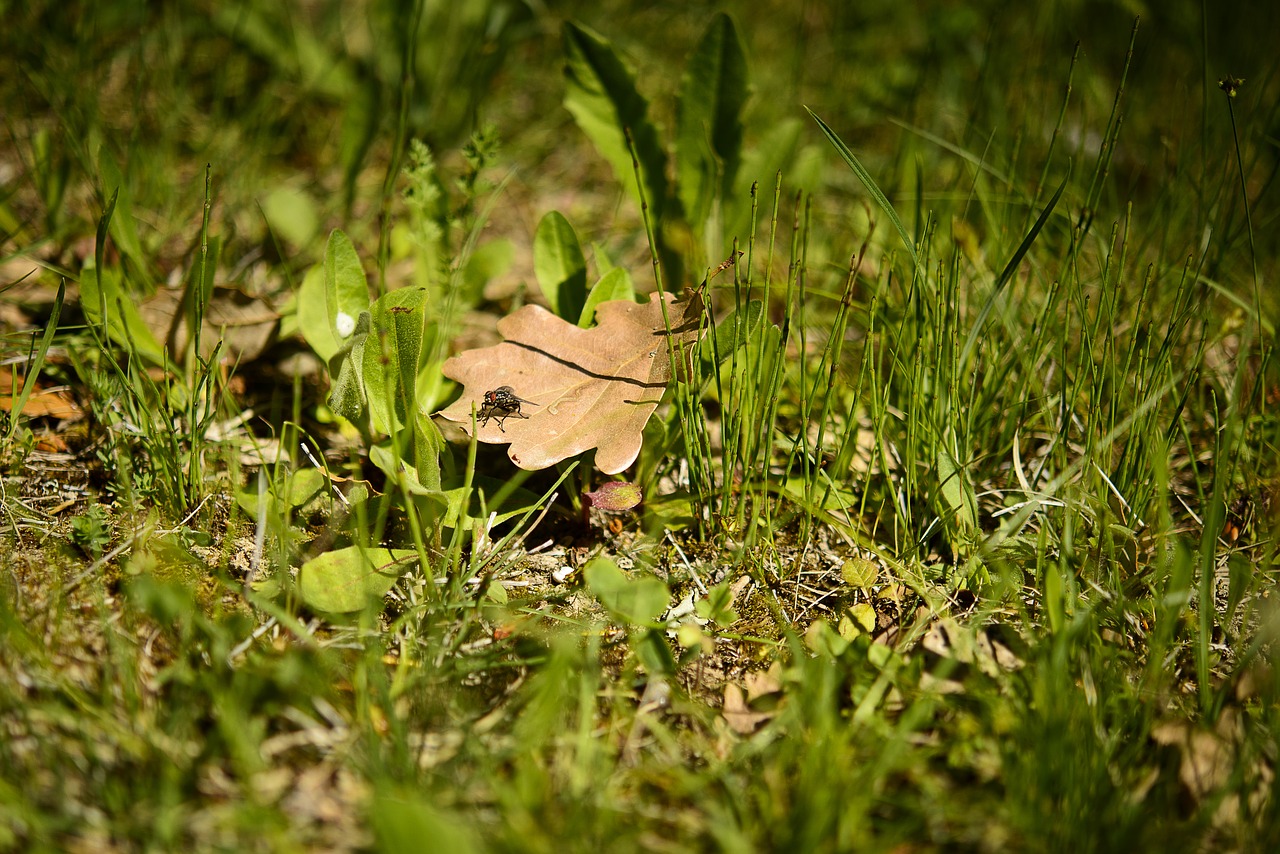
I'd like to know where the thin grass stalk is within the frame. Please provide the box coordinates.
[1028,43,1078,234]
[1072,18,1138,249]
[763,193,806,544]
[722,184,761,507]
[377,0,423,291]
[1222,78,1263,346]
[831,231,878,479]
[736,175,785,536]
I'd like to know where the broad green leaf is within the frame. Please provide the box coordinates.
[261,186,319,248]
[590,241,622,277]
[412,413,445,493]
[676,13,748,231]
[438,486,526,531]
[234,468,328,518]
[844,603,877,636]
[80,267,167,366]
[694,580,739,627]
[461,238,514,305]
[298,547,417,613]
[562,22,668,221]
[370,442,430,494]
[584,556,670,626]
[936,447,978,532]
[727,117,801,243]
[579,267,636,327]
[372,788,482,854]
[94,149,146,273]
[368,417,445,494]
[363,287,432,436]
[805,619,850,658]
[326,310,371,423]
[300,229,371,363]
[841,558,879,589]
[533,211,588,322]
[634,627,678,677]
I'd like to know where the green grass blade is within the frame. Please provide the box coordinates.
[805,106,918,271]
[959,174,1067,373]
[5,279,64,441]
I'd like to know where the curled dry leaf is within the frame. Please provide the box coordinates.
[438,291,704,474]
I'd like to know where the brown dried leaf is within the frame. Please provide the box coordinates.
[0,373,83,420]
[722,663,785,735]
[439,291,704,474]
[139,285,279,362]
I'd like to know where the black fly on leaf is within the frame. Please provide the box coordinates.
[479,386,536,431]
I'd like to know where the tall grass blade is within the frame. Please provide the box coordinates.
[4,280,64,441]
[805,106,918,272]
[959,174,1067,372]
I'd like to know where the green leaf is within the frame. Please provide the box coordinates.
[300,229,371,363]
[562,22,668,221]
[372,788,482,854]
[94,148,146,273]
[805,107,919,272]
[584,556,670,627]
[235,469,328,518]
[936,447,978,533]
[362,288,433,436]
[727,117,801,243]
[80,267,167,366]
[368,416,445,496]
[841,558,880,589]
[579,266,636,327]
[533,211,588,322]
[676,13,748,231]
[261,186,319,249]
[298,547,417,613]
[694,580,739,627]
[461,238,514,305]
[326,310,371,424]
[411,413,445,493]
[634,627,678,677]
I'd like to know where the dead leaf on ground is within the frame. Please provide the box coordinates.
[138,284,279,362]
[1150,708,1273,828]
[722,663,784,734]
[0,373,84,420]
[438,291,704,474]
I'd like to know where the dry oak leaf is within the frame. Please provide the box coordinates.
[439,291,703,474]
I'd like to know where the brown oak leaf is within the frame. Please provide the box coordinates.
[438,291,703,474]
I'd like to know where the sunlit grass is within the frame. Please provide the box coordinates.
[2,1,1278,851]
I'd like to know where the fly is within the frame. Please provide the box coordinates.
[479,386,537,432]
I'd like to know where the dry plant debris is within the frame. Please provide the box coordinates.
[439,290,704,473]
